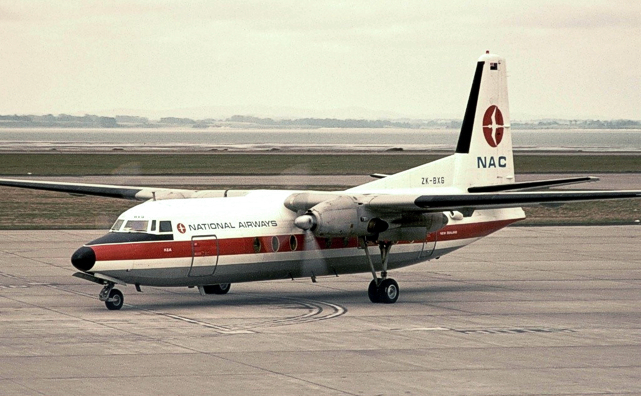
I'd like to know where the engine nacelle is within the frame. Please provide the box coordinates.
[294,196,388,237]
[378,213,449,242]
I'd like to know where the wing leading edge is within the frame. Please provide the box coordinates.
[0,178,198,200]
[467,176,599,193]
[2,178,640,214]
[367,190,641,213]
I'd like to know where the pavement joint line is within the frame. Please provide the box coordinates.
[0,247,349,336]
[446,242,641,287]
[43,284,244,335]
[33,284,264,352]
[43,283,347,334]
[67,308,366,396]
[4,365,641,382]
[7,341,641,357]
[0,249,75,272]
[6,378,47,396]
[134,306,249,334]
[503,262,641,287]
[1,286,175,342]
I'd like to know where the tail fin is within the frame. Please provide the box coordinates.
[349,52,514,193]
[454,52,513,187]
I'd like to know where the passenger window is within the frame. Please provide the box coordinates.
[252,237,261,253]
[150,220,157,231]
[159,221,173,232]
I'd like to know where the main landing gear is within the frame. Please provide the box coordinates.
[99,282,124,310]
[202,283,231,295]
[360,238,399,304]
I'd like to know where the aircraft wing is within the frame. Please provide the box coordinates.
[367,190,641,212]
[0,178,198,201]
[467,176,599,192]
[371,175,600,191]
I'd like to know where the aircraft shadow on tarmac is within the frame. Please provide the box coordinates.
[110,283,495,311]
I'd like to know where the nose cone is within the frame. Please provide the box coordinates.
[71,246,96,271]
[294,215,316,230]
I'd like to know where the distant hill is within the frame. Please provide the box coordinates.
[0,114,639,130]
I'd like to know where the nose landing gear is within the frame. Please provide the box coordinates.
[99,283,124,310]
[73,272,127,311]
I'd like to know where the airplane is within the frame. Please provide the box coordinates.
[1,52,639,310]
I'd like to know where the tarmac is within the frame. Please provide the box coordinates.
[0,226,640,395]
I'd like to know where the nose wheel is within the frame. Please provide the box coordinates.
[360,238,399,304]
[99,283,124,310]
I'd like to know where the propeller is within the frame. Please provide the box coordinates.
[292,212,330,282]
[299,228,330,282]
[280,162,336,282]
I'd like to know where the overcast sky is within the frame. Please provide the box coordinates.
[1,1,639,120]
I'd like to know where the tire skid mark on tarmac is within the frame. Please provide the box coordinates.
[136,295,347,334]
[226,295,347,331]
[137,308,247,334]
[43,283,347,335]
[0,248,347,334]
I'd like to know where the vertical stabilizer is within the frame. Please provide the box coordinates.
[453,52,513,188]
[349,52,514,193]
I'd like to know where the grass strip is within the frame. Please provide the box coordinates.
[1,153,640,176]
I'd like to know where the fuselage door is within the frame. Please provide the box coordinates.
[420,230,438,258]
[188,235,219,277]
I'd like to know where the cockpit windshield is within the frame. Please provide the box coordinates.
[159,221,173,232]
[110,219,172,234]
[123,220,149,232]
[110,219,124,232]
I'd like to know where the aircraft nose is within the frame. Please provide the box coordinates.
[71,246,96,271]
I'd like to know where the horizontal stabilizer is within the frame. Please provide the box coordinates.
[468,176,599,193]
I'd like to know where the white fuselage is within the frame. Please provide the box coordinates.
[77,190,525,287]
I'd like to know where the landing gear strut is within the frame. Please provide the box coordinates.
[99,283,124,310]
[360,238,399,304]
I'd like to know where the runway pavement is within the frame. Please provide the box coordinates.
[0,226,640,395]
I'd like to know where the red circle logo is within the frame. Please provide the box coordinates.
[482,105,504,147]
[177,223,186,234]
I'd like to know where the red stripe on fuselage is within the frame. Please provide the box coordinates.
[89,218,520,262]
[428,218,518,242]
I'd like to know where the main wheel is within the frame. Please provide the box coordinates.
[105,288,124,310]
[203,284,231,295]
[368,279,381,303]
[377,278,399,304]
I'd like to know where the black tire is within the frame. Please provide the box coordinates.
[377,278,399,304]
[203,284,231,295]
[105,289,124,310]
[368,279,381,303]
